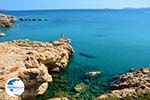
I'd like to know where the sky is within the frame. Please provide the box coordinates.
[1,0,150,10]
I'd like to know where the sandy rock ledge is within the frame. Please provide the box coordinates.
[0,38,74,100]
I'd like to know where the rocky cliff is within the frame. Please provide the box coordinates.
[97,68,150,100]
[0,13,16,27]
[0,38,74,100]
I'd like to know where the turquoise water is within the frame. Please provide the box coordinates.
[1,9,150,99]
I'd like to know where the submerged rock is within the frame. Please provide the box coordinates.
[74,83,88,93]
[32,19,36,21]
[79,52,95,59]
[19,18,23,21]
[97,68,150,99]
[0,38,74,100]
[19,18,33,21]
[38,19,42,21]
[85,71,101,77]
[0,13,16,27]
[44,19,48,21]
[48,97,69,100]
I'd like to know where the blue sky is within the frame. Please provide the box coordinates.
[1,0,150,10]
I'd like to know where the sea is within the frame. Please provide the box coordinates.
[1,9,150,99]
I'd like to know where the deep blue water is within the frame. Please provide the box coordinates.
[1,9,150,99]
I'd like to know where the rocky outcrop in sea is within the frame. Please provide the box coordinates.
[97,68,150,99]
[0,38,74,100]
[0,13,16,27]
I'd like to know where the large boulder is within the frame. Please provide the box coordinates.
[0,13,16,28]
[0,38,74,100]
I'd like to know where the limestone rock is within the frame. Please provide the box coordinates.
[0,13,16,28]
[36,82,48,95]
[0,38,74,100]
[97,68,150,99]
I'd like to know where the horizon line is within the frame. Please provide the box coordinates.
[1,7,150,11]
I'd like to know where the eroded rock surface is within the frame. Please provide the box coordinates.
[0,38,74,100]
[0,13,16,28]
[97,68,150,99]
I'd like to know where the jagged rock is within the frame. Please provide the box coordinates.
[51,67,61,72]
[141,68,150,74]
[0,13,16,27]
[97,68,150,99]
[0,38,74,100]
[36,82,48,95]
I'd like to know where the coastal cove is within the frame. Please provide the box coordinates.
[1,9,150,99]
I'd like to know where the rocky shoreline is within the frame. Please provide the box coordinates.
[1,13,150,100]
[0,13,16,28]
[0,38,74,100]
[97,68,150,100]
